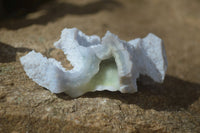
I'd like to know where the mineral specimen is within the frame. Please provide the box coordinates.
[20,28,167,97]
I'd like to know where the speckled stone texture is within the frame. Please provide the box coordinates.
[0,0,200,132]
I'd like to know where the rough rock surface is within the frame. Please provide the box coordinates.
[0,0,200,132]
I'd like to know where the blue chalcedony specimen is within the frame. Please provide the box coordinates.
[20,28,167,97]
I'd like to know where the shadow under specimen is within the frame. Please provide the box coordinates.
[56,75,200,111]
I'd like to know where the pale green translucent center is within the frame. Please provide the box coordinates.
[85,58,120,91]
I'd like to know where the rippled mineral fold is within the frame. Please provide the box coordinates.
[20,28,167,97]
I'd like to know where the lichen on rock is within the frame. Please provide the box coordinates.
[20,28,167,97]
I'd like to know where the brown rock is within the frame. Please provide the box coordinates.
[0,0,200,132]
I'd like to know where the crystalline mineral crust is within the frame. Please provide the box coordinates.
[20,28,168,97]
